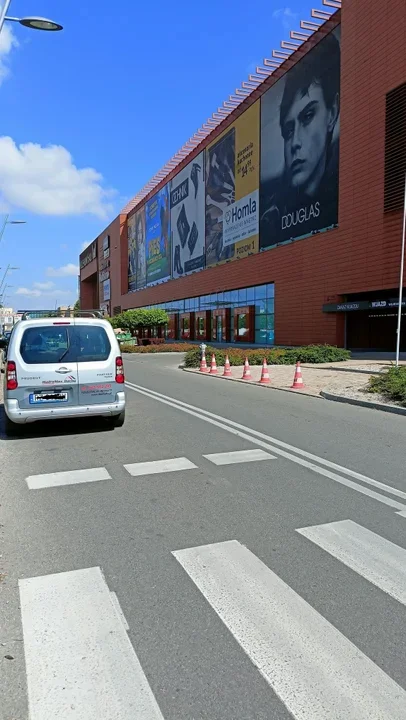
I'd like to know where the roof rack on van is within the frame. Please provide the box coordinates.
[21,309,104,321]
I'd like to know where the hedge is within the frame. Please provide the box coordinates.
[121,343,198,354]
[184,344,350,368]
[367,366,406,405]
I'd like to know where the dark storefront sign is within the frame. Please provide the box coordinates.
[80,241,97,270]
[323,298,406,313]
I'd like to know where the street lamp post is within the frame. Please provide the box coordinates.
[0,265,19,295]
[0,214,26,246]
[0,0,62,35]
[395,171,406,367]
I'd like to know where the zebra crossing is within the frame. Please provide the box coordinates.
[24,449,277,489]
[18,517,406,719]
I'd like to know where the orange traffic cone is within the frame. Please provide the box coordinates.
[259,358,270,384]
[223,354,232,377]
[241,357,252,380]
[291,361,305,389]
[199,352,208,372]
[209,353,218,374]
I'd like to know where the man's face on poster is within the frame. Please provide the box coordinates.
[281,82,338,196]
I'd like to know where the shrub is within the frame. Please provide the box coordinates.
[367,366,406,405]
[121,343,198,354]
[184,344,350,368]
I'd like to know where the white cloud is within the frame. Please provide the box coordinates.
[46,263,79,277]
[0,136,116,219]
[0,25,18,86]
[272,7,298,30]
[33,281,55,290]
[16,286,72,299]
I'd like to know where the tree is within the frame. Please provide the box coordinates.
[110,308,169,331]
[73,299,80,312]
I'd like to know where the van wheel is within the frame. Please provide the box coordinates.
[109,410,125,429]
[4,413,23,437]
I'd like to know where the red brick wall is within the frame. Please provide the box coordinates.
[100,1,406,345]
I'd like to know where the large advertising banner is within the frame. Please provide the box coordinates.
[260,28,341,250]
[205,101,260,267]
[127,207,147,291]
[127,214,137,292]
[171,152,205,278]
[146,185,171,285]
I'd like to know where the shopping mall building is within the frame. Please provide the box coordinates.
[79,0,406,351]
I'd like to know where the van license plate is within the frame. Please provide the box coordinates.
[29,392,68,404]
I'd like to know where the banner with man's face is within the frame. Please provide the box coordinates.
[260,28,341,250]
[205,101,260,268]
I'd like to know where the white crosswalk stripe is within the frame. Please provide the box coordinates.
[203,449,276,465]
[297,519,406,607]
[19,567,164,720]
[124,457,197,476]
[25,467,111,490]
[173,538,406,719]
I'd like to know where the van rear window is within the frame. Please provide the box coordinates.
[20,326,111,364]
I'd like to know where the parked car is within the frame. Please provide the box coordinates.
[0,313,125,435]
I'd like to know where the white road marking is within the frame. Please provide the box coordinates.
[124,457,197,477]
[26,467,111,490]
[19,567,164,720]
[110,591,130,631]
[297,519,406,607]
[125,381,406,513]
[203,449,276,465]
[173,539,406,719]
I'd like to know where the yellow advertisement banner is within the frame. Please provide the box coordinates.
[205,100,260,267]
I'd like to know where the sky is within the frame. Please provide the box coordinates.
[0,0,316,310]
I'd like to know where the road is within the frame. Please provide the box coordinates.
[1,352,406,719]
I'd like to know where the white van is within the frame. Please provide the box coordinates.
[0,313,125,435]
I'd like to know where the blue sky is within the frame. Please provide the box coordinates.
[0,0,316,310]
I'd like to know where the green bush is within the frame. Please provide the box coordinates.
[121,343,198,354]
[367,366,406,405]
[184,344,350,368]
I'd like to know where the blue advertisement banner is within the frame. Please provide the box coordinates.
[146,185,171,286]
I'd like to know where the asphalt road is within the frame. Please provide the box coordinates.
[1,353,406,719]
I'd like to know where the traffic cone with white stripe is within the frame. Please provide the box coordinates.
[291,361,305,389]
[259,358,270,384]
[199,352,208,372]
[241,357,252,380]
[223,354,232,377]
[209,353,218,374]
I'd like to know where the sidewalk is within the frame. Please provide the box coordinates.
[184,359,406,414]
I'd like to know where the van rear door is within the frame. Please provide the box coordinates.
[15,321,79,410]
[75,323,117,406]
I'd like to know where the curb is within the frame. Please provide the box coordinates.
[320,389,406,416]
[181,367,322,400]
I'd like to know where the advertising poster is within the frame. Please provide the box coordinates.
[171,152,205,278]
[146,185,171,285]
[127,214,137,292]
[260,28,341,250]
[128,207,147,291]
[205,101,260,267]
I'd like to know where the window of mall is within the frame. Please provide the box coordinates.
[142,282,275,345]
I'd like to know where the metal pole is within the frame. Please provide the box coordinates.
[395,171,406,366]
[0,264,10,294]
[0,214,9,245]
[0,0,12,35]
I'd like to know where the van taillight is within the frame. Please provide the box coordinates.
[6,361,18,390]
[115,356,124,384]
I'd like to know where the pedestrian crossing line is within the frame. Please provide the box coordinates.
[124,457,197,477]
[297,519,406,608]
[203,449,277,465]
[173,539,406,719]
[25,467,111,490]
[19,567,164,720]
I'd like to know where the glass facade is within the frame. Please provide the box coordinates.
[142,282,275,345]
